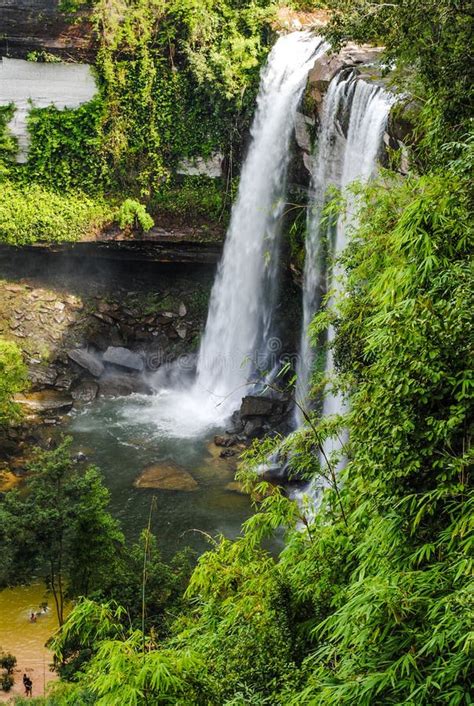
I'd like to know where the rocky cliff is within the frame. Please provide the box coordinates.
[0,0,93,60]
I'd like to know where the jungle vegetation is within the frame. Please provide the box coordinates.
[0,0,472,704]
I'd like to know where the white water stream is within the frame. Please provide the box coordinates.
[149,32,326,436]
[295,71,393,497]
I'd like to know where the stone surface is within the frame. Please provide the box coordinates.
[177,153,223,178]
[0,0,94,60]
[68,349,104,377]
[103,346,144,372]
[294,111,314,153]
[134,462,198,491]
[243,418,265,439]
[307,45,384,114]
[14,390,73,414]
[240,395,276,419]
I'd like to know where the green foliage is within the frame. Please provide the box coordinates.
[26,50,63,63]
[0,438,125,625]
[117,198,154,232]
[152,175,227,223]
[0,181,114,245]
[0,339,27,425]
[26,98,105,192]
[0,652,16,674]
[47,135,473,704]
[0,105,17,175]
[38,0,276,202]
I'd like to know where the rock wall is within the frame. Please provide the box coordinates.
[0,0,94,60]
[292,44,415,187]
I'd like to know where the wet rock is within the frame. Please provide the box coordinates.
[14,391,73,414]
[243,418,265,439]
[68,348,104,377]
[134,462,198,491]
[99,373,153,397]
[92,311,115,326]
[225,480,247,495]
[179,302,187,317]
[55,370,77,391]
[294,111,314,153]
[226,410,244,434]
[240,395,276,419]
[214,434,237,448]
[103,346,144,372]
[71,380,99,403]
[220,448,236,458]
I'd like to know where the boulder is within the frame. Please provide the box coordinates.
[243,418,265,439]
[225,481,247,495]
[99,374,153,397]
[14,390,73,414]
[214,434,237,448]
[220,448,236,459]
[134,462,198,491]
[68,348,104,377]
[103,346,144,372]
[240,395,276,419]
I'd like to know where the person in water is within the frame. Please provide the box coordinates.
[23,674,33,696]
[30,612,37,622]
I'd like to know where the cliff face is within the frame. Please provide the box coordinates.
[0,0,94,60]
[290,44,414,190]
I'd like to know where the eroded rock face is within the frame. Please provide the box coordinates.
[307,44,384,113]
[134,462,198,491]
[0,0,94,60]
[14,390,73,414]
[240,395,281,418]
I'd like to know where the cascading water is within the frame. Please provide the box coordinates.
[146,32,327,437]
[194,32,327,416]
[294,74,350,424]
[295,71,393,494]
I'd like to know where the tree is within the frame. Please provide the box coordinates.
[0,438,124,625]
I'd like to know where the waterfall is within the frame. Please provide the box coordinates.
[296,72,393,429]
[149,32,327,437]
[195,32,327,415]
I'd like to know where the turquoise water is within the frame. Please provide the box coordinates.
[68,395,253,557]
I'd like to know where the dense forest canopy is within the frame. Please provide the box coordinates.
[0,0,472,704]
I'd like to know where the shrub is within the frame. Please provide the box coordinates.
[117,199,154,233]
[0,181,114,245]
